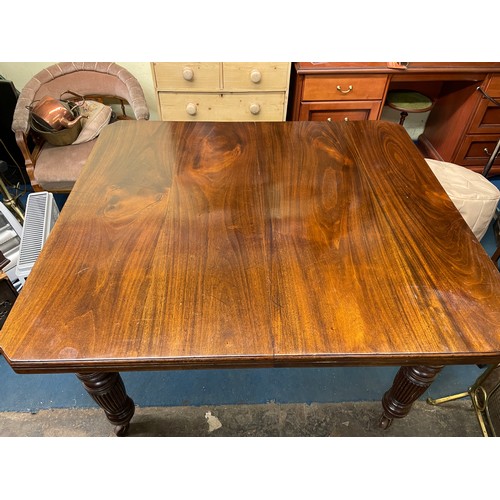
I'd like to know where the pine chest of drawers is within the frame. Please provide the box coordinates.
[152,62,291,121]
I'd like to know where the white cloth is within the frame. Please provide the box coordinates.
[72,100,112,145]
[425,158,500,241]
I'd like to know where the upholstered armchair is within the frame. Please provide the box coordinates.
[12,62,150,192]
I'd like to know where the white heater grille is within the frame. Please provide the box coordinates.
[16,192,59,279]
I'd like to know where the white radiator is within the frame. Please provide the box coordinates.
[16,192,59,279]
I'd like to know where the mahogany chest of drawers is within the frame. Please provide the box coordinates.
[289,62,500,175]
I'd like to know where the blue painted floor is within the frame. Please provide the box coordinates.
[0,179,498,413]
[0,359,487,412]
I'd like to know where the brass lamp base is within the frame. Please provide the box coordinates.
[0,176,24,223]
[427,364,500,437]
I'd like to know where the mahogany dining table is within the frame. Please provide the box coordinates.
[1,119,499,435]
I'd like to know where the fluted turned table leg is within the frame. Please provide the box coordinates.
[379,365,444,429]
[77,372,135,436]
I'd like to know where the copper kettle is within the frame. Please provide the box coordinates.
[31,95,83,131]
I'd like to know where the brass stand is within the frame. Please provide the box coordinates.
[427,364,500,437]
[0,175,24,223]
[0,150,26,224]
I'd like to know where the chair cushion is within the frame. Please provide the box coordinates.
[425,158,500,241]
[34,140,97,191]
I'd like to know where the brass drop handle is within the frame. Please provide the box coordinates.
[250,69,262,83]
[336,85,353,94]
[249,103,261,115]
[182,67,194,81]
[186,102,197,116]
[327,118,332,122]
[484,147,490,156]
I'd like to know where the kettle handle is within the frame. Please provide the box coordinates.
[60,90,86,107]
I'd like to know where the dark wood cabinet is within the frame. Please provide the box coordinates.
[0,271,17,329]
[289,62,500,175]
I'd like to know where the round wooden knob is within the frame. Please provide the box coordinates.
[250,69,262,83]
[182,67,194,81]
[186,102,197,116]
[249,103,261,115]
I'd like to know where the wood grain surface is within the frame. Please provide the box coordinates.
[1,120,499,372]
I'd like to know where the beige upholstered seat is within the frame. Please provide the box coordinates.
[12,62,150,193]
[425,158,500,241]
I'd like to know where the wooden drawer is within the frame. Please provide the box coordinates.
[302,75,388,101]
[469,74,500,133]
[454,134,500,167]
[485,74,500,96]
[153,63,220,91]
[468,96,500,134]
[158,92,286,121]
[222,63,290,91]
[298,101,382,121]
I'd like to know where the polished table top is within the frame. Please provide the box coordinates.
[1,120,499,373]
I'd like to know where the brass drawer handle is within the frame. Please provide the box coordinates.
[336,85,353,94]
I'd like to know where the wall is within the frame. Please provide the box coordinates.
[0,62,159,120]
